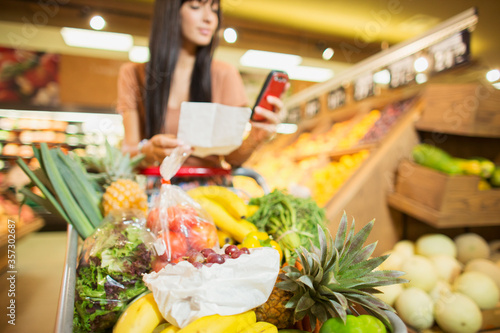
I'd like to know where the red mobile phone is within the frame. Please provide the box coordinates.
[251,70,289,122]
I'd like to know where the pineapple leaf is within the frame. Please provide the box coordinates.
[314,264,324,284]
[351,241,378,266]
[297,275,315,290]
[326,298,347,323]
[369,269,407,278]
[340,220,374,270]
[334,212,348,251]
[285,292,303,309]
[321,270,336,285]
[332,291,349,310]
[276,280,299,292]
[296,292,315,313]
[311,303,328,325]
[339,255,385,280]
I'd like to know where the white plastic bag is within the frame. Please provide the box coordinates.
[142,247,280,328]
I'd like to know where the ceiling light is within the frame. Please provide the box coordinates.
[286,66,333,82]
[493,82,500,90]
[223,28,237,43]
[240,50,302,70]
[416,73,428,84]
[414,56,429,72]
[129,46,150,63]
[89,15,106,30]
[373,69,391,84]
[322,48,334,60]
[60,27,133,51]
[276,123,298,134]
[486,69,500,82]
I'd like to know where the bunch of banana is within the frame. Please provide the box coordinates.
[240,321,279,333]
[187,186,258,243]
[113,292,166,333]
[177,310,256,333]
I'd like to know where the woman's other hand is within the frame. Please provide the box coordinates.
[141,134,189,165]
[250,82,290,142]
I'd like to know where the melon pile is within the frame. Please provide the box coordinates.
[376,233,500,333]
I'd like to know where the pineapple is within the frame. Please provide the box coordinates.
[255,269,294,328]
[256,212,407,331]
[81,141,148,217]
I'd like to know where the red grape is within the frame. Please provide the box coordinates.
[240,247,250,254]
[231,250,242,259]
[201,248,215,258]
[206,253,225,264]
[224,245,239,256]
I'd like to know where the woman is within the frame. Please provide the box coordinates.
[117,0,286,168]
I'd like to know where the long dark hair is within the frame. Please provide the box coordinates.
[144,0,221,138]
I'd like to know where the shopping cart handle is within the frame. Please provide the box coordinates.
[232,167,270,194]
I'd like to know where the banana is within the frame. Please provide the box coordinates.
[238,321,278,333]
[246,204,260,218]
[218,229,235,245]
[159,324,181,333]
[177,310,256,333]
[188,186,247,219]
[153,323,180,333]
[113,292,166,333]
[195,196,256,242]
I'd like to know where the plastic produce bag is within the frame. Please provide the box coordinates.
[143,247,280,328]
[147,147,219,271]
[73,210,156,333]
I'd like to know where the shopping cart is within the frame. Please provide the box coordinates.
[54,166,269,332]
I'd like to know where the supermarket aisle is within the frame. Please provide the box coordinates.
[0,231,67,333]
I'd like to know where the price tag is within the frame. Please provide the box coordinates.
[429,30,470,73]
[327,87,346,110]
[354,73,374,101]
[304,98,321,118]
[389,56,415,88]
[285,107,301,124]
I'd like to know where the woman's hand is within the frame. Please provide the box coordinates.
[141,134,187,165]
[249,83,290,142]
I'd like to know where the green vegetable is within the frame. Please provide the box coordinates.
[73,215,154,333]
[16,143,102,239]
[490,166,500,187]
[412,144,461,174]
[319,315,387,333]
[248,189,327,263]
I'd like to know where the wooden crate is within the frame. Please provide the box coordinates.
[415,83,500,137]
[387,159,500,228]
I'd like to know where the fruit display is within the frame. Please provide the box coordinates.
[246,98,414,206]
[0,191,41,235]
[309,150,370,206]
[376,232,500,332]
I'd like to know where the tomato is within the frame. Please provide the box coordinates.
[159,230,188,262]
[146,207,159,230]
[188,221,218,251]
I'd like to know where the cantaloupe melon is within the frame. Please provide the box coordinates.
[455,233,490,264]
[464,258,500,291]
[374,283,404,307]
[393,240,415,259]
[395,287,434,330]
[401,255,438,292]
[429,254,462,283]
[379,250,404,271]
[416,234,457,258]
[453,271,500,310]
[434,292,482,333]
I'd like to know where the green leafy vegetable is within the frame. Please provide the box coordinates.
[248,189,327,263]
[73,213,154,333]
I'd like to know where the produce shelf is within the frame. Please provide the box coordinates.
[388,159,500,228]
